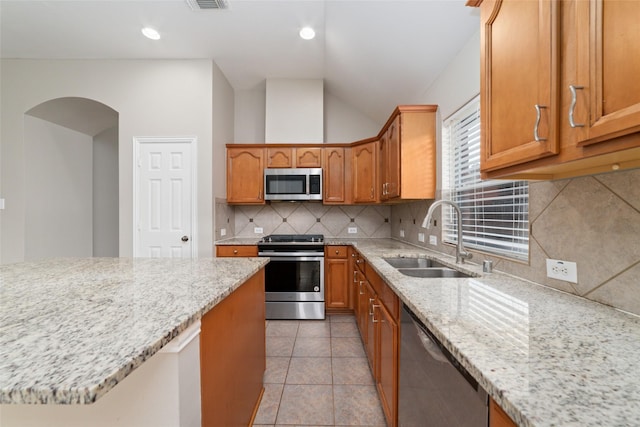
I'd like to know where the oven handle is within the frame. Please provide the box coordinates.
[258,252,325,258]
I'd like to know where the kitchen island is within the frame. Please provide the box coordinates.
[0,257,268,426]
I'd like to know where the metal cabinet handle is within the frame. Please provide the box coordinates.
[370,187,374,199]
[353,270,358,283]
[368,297,375,316]
[534,105,548,142]
[569,85,585,128]
[359,281,365,295]
[372,304,381,323]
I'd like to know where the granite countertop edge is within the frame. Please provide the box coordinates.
[0,257,269,405]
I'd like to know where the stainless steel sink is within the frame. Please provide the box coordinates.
[383,257,446,269]
[396,268,472,278]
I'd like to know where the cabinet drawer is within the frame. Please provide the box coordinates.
[216,245,258,257]
[326,245,348,258]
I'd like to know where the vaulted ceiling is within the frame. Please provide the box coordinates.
[0,0,480,123]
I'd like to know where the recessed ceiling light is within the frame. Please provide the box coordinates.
[141,27,161,40]
[299,27,315,40]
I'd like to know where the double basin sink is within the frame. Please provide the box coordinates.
[383,257,472,278]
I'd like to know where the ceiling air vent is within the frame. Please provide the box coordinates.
[186,0,228,10]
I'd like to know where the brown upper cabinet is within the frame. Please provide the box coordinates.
[379,106,437,201]
[226,104,439,205]
[266,146,323,168]
[296,147,323,167]
[323,146,352,204]
[473,0,640,180]
[226,147,265,204]
[266,147,293,168]
[353,140,379,203]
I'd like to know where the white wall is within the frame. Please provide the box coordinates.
[0,59,215,263]
[212,62,235,199]
[24,116,94,260]
[93,125,119,257]
[324,92,381,142]
[420,29,480,120]
[233,82,380,144]
[234,84,266,143]
[265,79,324,143]
[419,29,480,192]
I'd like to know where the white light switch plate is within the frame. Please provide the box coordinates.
[418,232,425,243]
[254,227,263,234]
[399,229,405,238]
[348,227,358,234]
[546,259,578,283]
[220,228,227,237]
[429,235,437,245]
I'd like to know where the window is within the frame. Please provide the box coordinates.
[441,96,529,261]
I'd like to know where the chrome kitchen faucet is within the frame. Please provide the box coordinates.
[421,200,472,264]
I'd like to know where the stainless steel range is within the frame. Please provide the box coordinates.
[258,234,325,320]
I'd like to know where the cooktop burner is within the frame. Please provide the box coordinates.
[259,234,324,244]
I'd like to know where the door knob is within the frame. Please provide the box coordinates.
[181,236,189,242]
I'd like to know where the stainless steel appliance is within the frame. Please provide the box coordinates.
[264,168,323,201]
[258,234,325,320]
[400,304,488,426]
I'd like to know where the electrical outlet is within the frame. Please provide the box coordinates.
[254,227,263,234]
[418,232,425,243]
[429,235,437,245]
[399,229,405,238]
[546,259,578,283]
[348,227,358,234]
[220,228,226,237]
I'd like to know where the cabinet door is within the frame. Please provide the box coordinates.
[266,147,293,168]
[490,398,517,427]
[377,302,398,427]
[296,147,322,167]
[480,0,560,172]
[353,141,379,203]
[384,116,400,200]
[227,148,264,204]
[572,0,640,146]
[363,281,377,371]
[324,147,347,204]
[325,246,350,311]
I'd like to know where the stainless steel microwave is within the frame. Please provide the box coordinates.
[264,168,323,201]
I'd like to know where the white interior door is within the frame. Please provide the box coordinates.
[134,137,197,258]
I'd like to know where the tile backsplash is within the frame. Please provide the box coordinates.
[391,168,640,316]
[216,201,391,239]
[215,168,639,315]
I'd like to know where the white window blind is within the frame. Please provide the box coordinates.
[441,96,529,261]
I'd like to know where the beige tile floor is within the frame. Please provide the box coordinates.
[253,314,387,427]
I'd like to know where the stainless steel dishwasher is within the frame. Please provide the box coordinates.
[400,304,488,426]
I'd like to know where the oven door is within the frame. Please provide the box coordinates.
[264,256,324,302]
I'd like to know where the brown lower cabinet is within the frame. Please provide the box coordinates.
[216,245,258,257]
[325,245,351,312]
[351,248,399,427]
[490,398,517,427]
[200,269,266,427]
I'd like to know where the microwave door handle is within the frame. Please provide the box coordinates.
[306,174,310,195]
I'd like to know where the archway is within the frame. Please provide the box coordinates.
[24,97,119,260]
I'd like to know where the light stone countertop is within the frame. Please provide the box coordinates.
[327,238,640,427]
[0,257,268,405]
